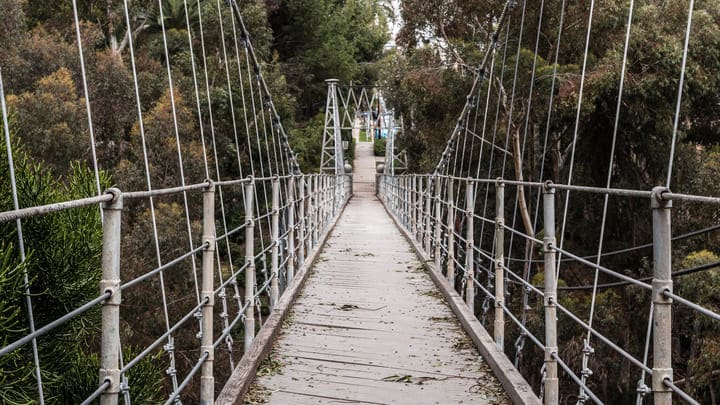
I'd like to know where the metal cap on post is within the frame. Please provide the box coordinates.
[494,179,505,350]
[244,180,256,352]
[200,181,216,405]
[542,183,558,405]
[651,187,673,405]
[100,188,123,405]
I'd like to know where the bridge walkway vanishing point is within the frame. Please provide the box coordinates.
[220,142,536,404]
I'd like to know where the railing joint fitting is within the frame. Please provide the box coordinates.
[651,186,672,208]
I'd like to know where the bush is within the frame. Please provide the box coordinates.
[374,138,386,156]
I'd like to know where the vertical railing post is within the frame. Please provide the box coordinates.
[100,189,122,405]
[403,176,409,228]
[446,179,455,284]
[270,177,280,309]
[200,181,216,405]
[297,176,305,267]
[465,180,475,311]
[411,175,417,237]
[434,176,442,269]
[424,177,432,254]
[287,176,296,283]
[400,176,409,229]
[494,179,505,350]
[303,175,313,251]
[543,184,558,405]
[652,187,673,405]
[312,176,319,246]
[244,181,256,352]
[417,176,423,242]
[323,175,328,229]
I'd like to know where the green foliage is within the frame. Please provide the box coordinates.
[373,137,386,156]
[675,251,720,401]
[269,0,390,118]
[0,123,165,402]
[0,247,36,405]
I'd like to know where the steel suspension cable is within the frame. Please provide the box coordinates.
[0,67,45,405]
[666,0,696,189]
[579,2,635,401]
[122,0,180,394]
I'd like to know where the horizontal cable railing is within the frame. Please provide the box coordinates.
[380,174,718,405]
[0,173,351,404]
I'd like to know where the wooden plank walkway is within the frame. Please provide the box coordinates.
[245,142,509,404]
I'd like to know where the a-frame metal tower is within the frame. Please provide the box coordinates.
[320,79,344,175]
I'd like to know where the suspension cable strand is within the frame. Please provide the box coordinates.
[433,0,518,174]
[122,0,180,394]
[666,0,696,188]
[72,0,102,202]
[580,1,635,400]
[0,67,45,404]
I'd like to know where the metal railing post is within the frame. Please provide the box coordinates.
[465,180,475,312]
[200,181,216,405]
[403,176,409,227]
[320,176,327,232]
[434,176,442,269]
[100,189,122,405]
[411,175,417,237]
[270,177,280,309]
[446,179,455,284]
[303,176,313,251]
[312,176,319,246]
[417,176,423,242]
[494,179,505,350]
[543,184,558,405]
[287,176,296,283]
[652,187,673,405]
[244,181,256,352]
[297,176,305,267]
[424,177,432,254]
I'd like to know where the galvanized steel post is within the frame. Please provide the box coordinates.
[434,177,442,269]
[312,176,319,246]
[100,189,122,405]
[200,181,216,405]
[287,176,296,283]
[270,177,280,309]
[465,180,475,312]
[494,179,505,350]
[411,175,417,237]
[446,179,455,284]
[244,181,256,352]
[417,176,424,242]
[424,177,432,254]
[404,177,409,227]
[298,176,306,266]
[543,184,558,405]
[651,187,673,405]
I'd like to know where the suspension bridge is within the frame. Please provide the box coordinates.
[1,0,719,404]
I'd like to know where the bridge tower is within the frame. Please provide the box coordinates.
[320,79,344,175]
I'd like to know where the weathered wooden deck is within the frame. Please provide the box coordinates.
[244,142,510,404]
